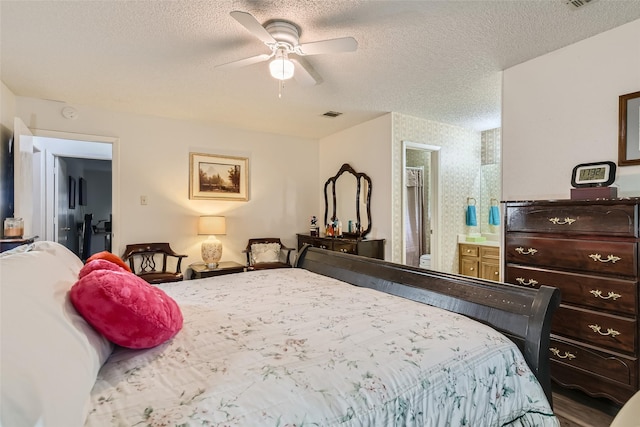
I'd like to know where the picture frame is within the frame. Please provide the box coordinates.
[68,176,76,209]
[618,90,640,166]
[571,161,616,188]
[189,152,249,201]
[79,177,87,206]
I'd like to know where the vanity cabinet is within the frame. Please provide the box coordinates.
[458,243,500,281]
[297,234,384,260]
[504,199,640,405]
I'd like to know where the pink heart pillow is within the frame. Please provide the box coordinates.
[86,251,132,272]
[79,258,126,279]
[70,270,183,349]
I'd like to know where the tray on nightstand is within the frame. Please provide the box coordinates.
[188,261,245,279]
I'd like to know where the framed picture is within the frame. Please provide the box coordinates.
[618,90,640,166]
[189,153,249,201]
[68,176,76,209]
[79,177,87,206]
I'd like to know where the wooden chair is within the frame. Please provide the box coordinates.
[244,238,294,271]
[121,243,188,284]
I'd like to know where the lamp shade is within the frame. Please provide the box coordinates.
[198,216,226,235]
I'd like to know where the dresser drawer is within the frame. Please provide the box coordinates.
[549,336,637,387]
[550,336,637,405]
[506,235,638,278]
[297,235,332,250]
[333,241,357,255]
[505,265,638,316]
[506,204,638,237]
[552,305,636,354]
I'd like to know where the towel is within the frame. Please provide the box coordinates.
[489,205,500,226]
[465,205,477,226]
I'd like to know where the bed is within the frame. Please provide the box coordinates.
[0,241,561,426]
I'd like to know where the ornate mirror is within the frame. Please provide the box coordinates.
[324,163,372,238]
[619,91,640,166]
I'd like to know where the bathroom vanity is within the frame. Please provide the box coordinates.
[458,240,501,281]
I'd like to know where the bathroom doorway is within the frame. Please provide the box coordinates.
[402,141,440,270]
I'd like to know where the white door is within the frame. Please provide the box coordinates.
[54,157,73,251]
[13,118,34,236]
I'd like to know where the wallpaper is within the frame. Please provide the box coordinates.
[391,113,501,274]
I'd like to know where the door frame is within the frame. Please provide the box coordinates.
[33,129,120,254]
[402,140,441,270]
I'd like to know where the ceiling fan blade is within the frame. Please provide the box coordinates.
[216,53,272,70]
[291,57,319,86]
[230,11,275,45]
[298,37,358,55]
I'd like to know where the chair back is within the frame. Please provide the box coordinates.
[81,214,93,262]
[245,238,293,270]
[121,243,187,284]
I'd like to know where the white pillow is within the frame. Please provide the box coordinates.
[0,241,113,427]
[251,242,281,264]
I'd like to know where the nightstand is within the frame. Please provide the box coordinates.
[188,261,245,279]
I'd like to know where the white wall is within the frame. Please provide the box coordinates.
[319,114,393,260]
[14,96,319,265]
[503,19,640,200]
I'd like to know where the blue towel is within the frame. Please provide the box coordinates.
[465,205,477,226]
[489,205,500,226]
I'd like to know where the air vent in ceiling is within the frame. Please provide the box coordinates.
[322,111,343,118]
[565,0,597,10]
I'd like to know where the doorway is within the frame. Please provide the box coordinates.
[11,123,119,257]
[39,136,113,259]
[402,141,441,270]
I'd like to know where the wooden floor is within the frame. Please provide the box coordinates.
[552,384,620,427]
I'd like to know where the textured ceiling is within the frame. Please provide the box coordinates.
[2,1,640,139]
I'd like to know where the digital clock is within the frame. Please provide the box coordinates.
[571,161,616,188]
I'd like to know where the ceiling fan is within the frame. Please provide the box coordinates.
[216,11,358,86]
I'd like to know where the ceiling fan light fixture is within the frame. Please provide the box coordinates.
[269,50,294,80]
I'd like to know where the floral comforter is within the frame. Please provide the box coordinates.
[85,268,558,427]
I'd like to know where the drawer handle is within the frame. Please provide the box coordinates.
[589,290,622,301]
[589,254,621,264]
[320,245,327,249]
[548,217,576,225]
[588,324,621,338]
[515,247,538,255]
[469,267,475,271]
[516,277,538,287]
[550,347,576,360]
[340,248,348,253]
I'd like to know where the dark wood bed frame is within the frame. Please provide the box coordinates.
[295,246,561,405]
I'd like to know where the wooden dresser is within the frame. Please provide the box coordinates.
[297,234,384,260]
[458,243,501,281]
[504,199,639,405]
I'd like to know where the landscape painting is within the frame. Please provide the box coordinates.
[189,153,248,201]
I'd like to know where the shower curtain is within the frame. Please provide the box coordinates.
[405,167,424,267]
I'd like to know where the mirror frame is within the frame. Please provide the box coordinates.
[618,90,640,166]
[324,163,372,238]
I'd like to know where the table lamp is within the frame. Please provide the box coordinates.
[198,216,226,268]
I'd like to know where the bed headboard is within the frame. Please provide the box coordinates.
[295,246,561,405]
